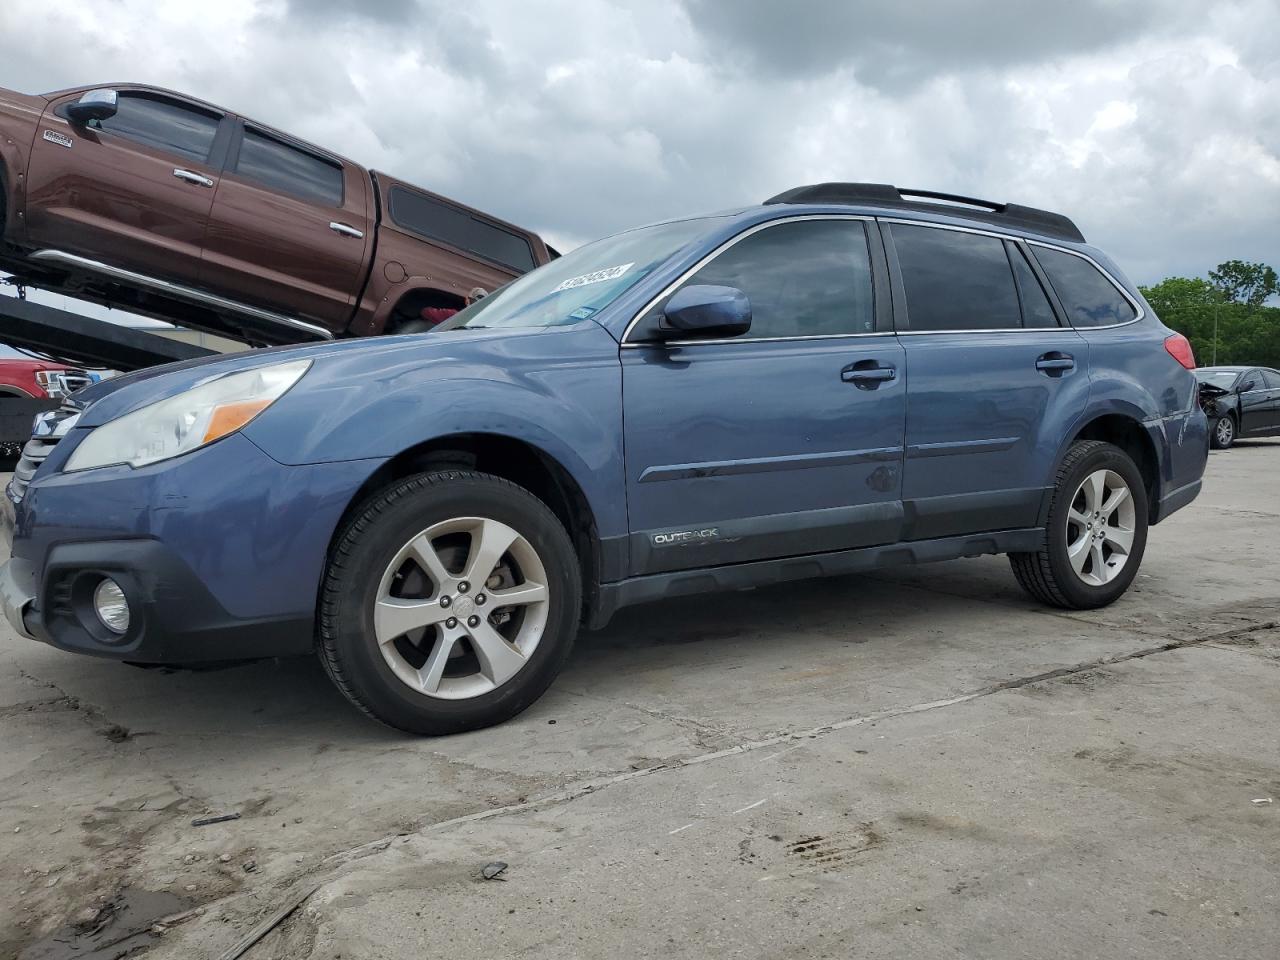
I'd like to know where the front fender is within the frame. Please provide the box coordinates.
[242,323,626,539]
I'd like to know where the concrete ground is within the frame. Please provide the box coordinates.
[1,442,1277,960]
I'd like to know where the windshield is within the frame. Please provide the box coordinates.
[1195,370,1241,388]
[436,218,716,331]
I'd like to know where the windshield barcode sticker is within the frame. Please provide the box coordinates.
[554,263,634,292]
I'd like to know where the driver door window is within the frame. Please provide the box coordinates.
[89,95,221,163]
[675,218,876,338]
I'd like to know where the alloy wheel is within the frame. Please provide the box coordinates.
[1065,469,1137,586]
[373,516,549,699]
[1216,417,1234,447]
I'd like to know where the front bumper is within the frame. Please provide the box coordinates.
[3,538,314,662]
[2,432,383,663]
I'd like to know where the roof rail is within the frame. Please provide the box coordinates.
[763,182,1086,243]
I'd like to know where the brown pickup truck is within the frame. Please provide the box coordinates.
[0,83,554,344]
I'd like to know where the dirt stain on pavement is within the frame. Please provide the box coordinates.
[16,889,191,960]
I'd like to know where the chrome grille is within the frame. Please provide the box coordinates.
[58,373,93,396]
[8,404,81,504]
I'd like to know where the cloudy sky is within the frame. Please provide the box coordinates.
[0,0,1277,291]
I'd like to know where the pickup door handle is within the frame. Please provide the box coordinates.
[1035,353,1075,376]
[841,361,897,389]
[329,221,365,239]
[172,168,213,188]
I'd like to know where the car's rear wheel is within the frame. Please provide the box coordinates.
[1010,440,1148,610]
[1210,414,1236,450]
[318,470,581,734]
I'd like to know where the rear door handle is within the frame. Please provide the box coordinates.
[1035,353,1075,375]
[841,361,896,389]
[329,221,365,239]
[172,168,213,187]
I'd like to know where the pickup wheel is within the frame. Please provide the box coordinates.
[1009,440,1149,610]
[318,470,581,735]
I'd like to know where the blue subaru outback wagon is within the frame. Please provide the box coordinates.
[0,183,1208,734]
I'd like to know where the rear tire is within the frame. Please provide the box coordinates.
[1210,414,1236,450]
[1010,440,1149,610]
[318,470,581,735]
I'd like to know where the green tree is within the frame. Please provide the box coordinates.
[1140,268,1280,368]
[1208,259,1279,308]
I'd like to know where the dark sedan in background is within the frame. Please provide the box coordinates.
[1196,366,1280,448]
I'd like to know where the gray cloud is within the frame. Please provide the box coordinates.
[679,0,1174,90]
[284,0,420,25]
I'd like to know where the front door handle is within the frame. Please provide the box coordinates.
[329,221,365,239]
[841,360,896,389]
[172,168,214,187]
[1035,353,1075,376]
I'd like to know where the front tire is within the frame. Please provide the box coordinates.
[318,470,581,735]
[1210,414,1236,450]
[1010,440,1149,610]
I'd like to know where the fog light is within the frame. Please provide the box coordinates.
[93,578,130,634]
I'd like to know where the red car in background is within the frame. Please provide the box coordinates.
[0,359,92,459]
[0,359,91,400]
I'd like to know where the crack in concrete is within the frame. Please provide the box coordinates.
[14,669,133,741]
[561,686,744,751]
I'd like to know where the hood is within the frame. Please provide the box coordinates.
[71,325,577,428]
[1197,381,1231,400]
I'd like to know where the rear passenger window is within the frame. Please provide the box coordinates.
[679,219,875,338]
[1033,247,1137,327]
[236,129,344,206]
[892,224,1021,331]
[1262,370,1280,389]
[91,95,220,163]
[389,187,536,272]
[1008,243,1059,328]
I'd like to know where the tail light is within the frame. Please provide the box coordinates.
[1164,333,1196,370]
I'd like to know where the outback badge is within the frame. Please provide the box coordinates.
[653,528,720,546]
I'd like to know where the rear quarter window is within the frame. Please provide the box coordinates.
[1033,247,1137,327]
[389,187,536,272]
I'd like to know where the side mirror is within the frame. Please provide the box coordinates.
[1240,380,1256,393]
[657,284,751,340]
[66,89,119,124]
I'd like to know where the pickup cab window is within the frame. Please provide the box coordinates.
[70,93,220,164]
[235,128,344,206]
[389,187,535,272]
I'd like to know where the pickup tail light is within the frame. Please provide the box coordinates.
[1164,333,1196,370]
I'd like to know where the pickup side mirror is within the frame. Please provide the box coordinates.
[656,284,751,340]
[66,89,119,124]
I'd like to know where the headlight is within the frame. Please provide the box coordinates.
[65,359,310,472]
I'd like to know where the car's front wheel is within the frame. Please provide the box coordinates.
[1210,414,1236,450]
[318,470,581,735]
[1010,440,1149,610]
